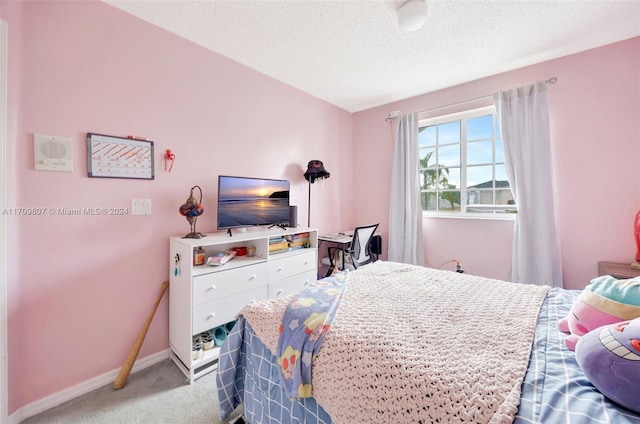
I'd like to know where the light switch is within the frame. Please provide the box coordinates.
[131,198,152,215]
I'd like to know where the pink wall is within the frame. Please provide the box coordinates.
[4,0,640,415]
[353,37,640,287]
[3,0,353,413]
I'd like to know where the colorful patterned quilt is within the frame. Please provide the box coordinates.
[276,272,347,399]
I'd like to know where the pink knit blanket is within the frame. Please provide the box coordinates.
[240,261,550,424]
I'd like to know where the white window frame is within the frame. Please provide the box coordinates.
[419,105,516,220]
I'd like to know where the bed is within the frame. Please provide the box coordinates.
[216,261,640,424]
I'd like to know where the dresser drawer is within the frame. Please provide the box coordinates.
[268,250,317,282]
[193,263,268,306]
[269,269,317,299]
[193,286,267,334]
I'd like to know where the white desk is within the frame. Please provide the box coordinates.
[318,232,353,275]
[318,232,352,244]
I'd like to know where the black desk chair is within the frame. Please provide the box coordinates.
[327,223,379,275]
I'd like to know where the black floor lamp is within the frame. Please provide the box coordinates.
[303,160,330,227]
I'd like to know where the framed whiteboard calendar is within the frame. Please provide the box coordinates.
[87,133,154,180]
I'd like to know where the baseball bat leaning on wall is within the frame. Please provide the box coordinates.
[113,281,169,390]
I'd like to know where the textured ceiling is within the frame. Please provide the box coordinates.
[104,0,640,112]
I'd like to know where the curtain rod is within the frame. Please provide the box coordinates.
[385,77,558,121]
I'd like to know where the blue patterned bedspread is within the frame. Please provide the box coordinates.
[514,288,640,424]
[217,317,332,423]
[276,273,346,399]
[217,287,640,424]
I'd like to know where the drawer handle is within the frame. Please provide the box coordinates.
[277,289,284,296]
[304,280,310,286]
[276,267,283,273]
[304,260,309,265]
[207,313,216,319]
[207,285,216,292]
[248,275,256,281]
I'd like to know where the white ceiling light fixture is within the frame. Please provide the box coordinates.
[397,0,427,32]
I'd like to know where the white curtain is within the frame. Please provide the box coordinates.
[389,113,425,266]
[494,82,563,287]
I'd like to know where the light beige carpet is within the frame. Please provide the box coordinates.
[21,359,242,424]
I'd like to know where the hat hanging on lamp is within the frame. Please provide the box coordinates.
[304,160,330,227]
[179,185,206,239]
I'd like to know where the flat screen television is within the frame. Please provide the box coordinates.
[217,175,290,231]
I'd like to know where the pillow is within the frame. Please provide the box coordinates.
[575,317,640,413]
[557,275,640,350]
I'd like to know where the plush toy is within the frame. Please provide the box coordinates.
[575,317,640,413]
[558,275,640,350]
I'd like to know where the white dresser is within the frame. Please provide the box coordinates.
[169,227,318,382]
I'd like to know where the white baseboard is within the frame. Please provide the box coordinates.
[8,349,170,424]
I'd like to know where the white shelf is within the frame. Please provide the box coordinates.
[196,346,221,364]
[169,227,318,383]
[192,346,221,379]
[191,256,267,277]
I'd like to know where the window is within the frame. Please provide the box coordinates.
[419,106,515,215]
